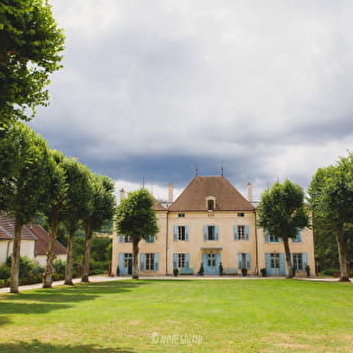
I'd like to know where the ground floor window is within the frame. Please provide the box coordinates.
[146,253,155,271]
[270,253,280,269]
[292,253,303,270]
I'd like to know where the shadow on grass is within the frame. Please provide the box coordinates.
[0,280,147,327]
[0,339,134,353]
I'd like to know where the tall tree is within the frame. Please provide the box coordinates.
[115,189,159,279]
[61,158,93,285]
[81,175,116,282]
[309,155,353,282]
[42,150,68,288]
[0,0,64,126]
[257,180,310,278]
[0,122,52,293]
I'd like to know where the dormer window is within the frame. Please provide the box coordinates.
[206,196,216,211]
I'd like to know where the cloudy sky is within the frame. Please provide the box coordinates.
[30,0,353,201]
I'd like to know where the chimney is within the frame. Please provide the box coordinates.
[119,188,126,201]
[168,183,174,203]
[247,183,253,203]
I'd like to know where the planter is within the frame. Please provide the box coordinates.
[241,268,247,277]
[260,268,266,277]
[173,268,179,277]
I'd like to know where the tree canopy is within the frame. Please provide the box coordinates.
[309,154,353,281]
[257,180,309,278]
[0,0,64,126]
[115,189,159,279]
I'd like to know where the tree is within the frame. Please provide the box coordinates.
[81,175,116,282]
[309,155,353,282]
[42,150,68,288]
[115,189,159,279]
[0,0,64,126]
[0,122,52,293]
[257,180,310,279]
[61,158,93,285]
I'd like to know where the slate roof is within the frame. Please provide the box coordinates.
[29,224,67,256]
[0,214,37,241]
[169,176,255,212]
[0,213,66,256]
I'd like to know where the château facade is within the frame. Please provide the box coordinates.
[112,176,315,277]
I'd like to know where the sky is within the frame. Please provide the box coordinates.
[30,0,353,202]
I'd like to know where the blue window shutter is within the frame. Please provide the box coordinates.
[245,225,250,241]
[246,253,251,269]
[265,253,271,270]
[203,226,208,241]
[237,253,242,269]
[215,226,219,240]
[154,253,159,271]
[303,253,308,269]
[202,253,208,265]
[185,253,190,268]
[233,226,239,240]
[279,253,285,275]
[119,236,124,243]
[264,230,270,243]
[173,226,178,241]
[173,253,178,269]
[216,253,221,268]
[185,226,189,241]
[140,253,145,271]
[118,253,125,269]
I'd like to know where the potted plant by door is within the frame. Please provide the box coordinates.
[198,262,204,276]
[241,268,247,277]
[173,268,179,277]
[219,262,224,276]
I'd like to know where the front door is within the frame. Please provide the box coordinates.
[203,252,221,275]
[265,253,285,276]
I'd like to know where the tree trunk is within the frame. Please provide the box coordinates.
[335,226,350,282]
[283,237,293,279]
[132,239,139,280]
[81,225,93,282]
[64,230,75,285]
[43,219,58,288]
[10,223,22,294]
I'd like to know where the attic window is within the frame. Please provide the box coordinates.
[208,200,214,211]
[206,196,216,211]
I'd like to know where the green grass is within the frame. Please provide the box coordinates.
[0,279,353,352]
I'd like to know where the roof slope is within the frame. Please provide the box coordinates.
[0,214,37,241]
[169,176,255,212]
[29,224,67,256]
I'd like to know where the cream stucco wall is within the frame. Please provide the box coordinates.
[168,210,257,275]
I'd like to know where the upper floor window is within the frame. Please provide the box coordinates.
[265,231,282,243]
[145,235,155,243]
[203,225,219,241]
[292,229,302,243]
[178,213,185,218]
[234,225,250,240]
[173,226,189,241]
[119,235,133,243]
[237,212,245,217]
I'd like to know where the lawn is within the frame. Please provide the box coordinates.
[0,279,352,353]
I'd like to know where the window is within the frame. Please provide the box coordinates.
[292,230,302,243]
[173,226,189,241]
[292,253,303,270]
[206,196,216,211]
[204,225,219,241]
[270,253,280,269]
[120,235,133,243]
[238,253,250,269]
[145,235,155,243]
[265,232,281,243]
[140,253,159,271]
[173,253,190,269]
[237,212,245,217]
[124,253,132,266]
[234,225,250,240]
[207,253,216,267]
[145,253,155,271]
[178,213,185,218]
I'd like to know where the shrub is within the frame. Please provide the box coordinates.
[0,264,10,280]
[320,268,340,276]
